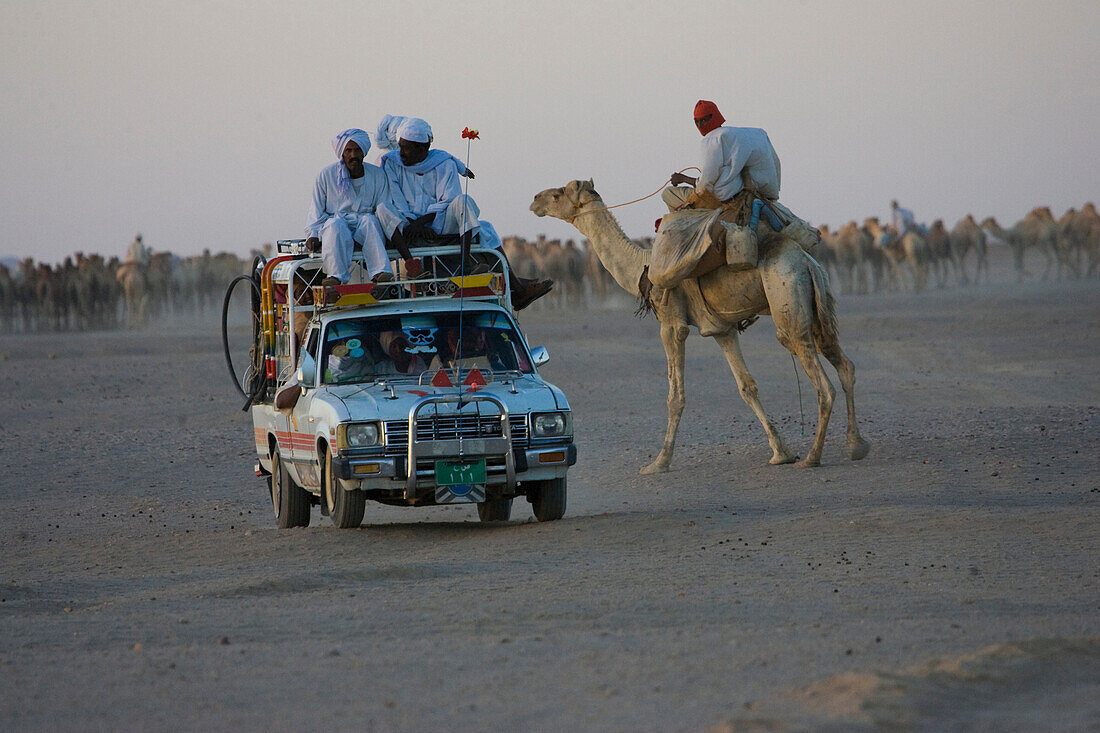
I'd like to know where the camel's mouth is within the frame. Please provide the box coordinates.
[529,199,547,217]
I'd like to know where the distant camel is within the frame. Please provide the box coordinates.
[115,261,147,329]
[826,221,871,295]
[864,218,930,293]
[924,220,958,287]
[982,210,1061,281]
[950,215,988,285]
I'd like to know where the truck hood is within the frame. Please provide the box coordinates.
[318,376,566,422]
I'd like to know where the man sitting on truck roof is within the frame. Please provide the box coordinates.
[376,118,552,310]
[305,128,395,288]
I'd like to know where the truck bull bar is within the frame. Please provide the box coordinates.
[405,393,515,501]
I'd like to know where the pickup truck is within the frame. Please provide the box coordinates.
[245,242,576,528]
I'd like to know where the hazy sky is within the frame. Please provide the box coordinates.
[2,0,1097,263]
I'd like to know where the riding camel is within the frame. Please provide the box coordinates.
[115,260,148,329]
[531,179,869,471]
[863,218,930,293]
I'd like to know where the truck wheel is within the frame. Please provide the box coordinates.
[271,450,310,529]
[324,450,365,529]
[529,477,567,522]
[477,497,513,522]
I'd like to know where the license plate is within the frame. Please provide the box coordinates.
[435,459,486,486]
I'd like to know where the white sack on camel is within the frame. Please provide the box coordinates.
[648,209,722,289]
[648,209,759,289]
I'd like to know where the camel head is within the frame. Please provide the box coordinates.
[530,179,602,222]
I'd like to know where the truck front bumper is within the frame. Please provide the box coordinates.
[331,443,576,484]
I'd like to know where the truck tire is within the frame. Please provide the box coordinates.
[271,450,310,529]
[528,477,567,522]
[477,497,513,523]
[324,450,365,529]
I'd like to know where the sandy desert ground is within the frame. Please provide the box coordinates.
[1,245,1097,732]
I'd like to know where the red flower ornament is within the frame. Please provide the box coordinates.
[461,127,480,140]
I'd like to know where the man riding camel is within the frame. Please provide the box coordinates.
[891,199,916,236]
[305,128,394,288]
[665,100,782,214]
[645,101,797,337]
[376,117,553,310]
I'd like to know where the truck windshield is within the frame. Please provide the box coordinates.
[321,311,533,385]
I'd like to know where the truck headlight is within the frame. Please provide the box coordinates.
[532,412,569,438]
[337,422,381,449]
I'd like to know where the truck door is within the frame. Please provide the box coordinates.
[284,325,321,489]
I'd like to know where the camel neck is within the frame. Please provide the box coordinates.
[571,202,649,298]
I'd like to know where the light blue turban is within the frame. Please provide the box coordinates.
[331,128,372,194]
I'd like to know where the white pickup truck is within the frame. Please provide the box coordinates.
[243,242,576,529]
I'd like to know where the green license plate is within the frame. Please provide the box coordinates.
[435,459,487,486]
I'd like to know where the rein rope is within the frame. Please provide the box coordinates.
[568,167,701,222]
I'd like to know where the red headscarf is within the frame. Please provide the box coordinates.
[693,100,725,136]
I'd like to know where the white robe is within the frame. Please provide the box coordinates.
[697,126,782,201]
[377,152,501,249]
[305,161,393,281]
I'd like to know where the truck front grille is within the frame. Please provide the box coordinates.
[383,414,528,455]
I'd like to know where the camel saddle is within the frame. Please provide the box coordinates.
[649,191,819,291]
[649,191,758,289]
[646,189,820,336]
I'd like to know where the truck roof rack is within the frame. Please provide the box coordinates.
[257,240,512,388]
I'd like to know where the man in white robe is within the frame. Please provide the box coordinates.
[305,128,393,285]
[126,233,148,265]
[368,114,406,166]
[376,118,499,250]
[665,100,782,211]
[377,118,552,309]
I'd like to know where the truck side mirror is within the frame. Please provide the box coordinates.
[530,346,550,366]
[298,351,317,387]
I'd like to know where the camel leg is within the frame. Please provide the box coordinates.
[640,322,689,475]
[783,335,835,467]
[818,338,870,461]
[1012,244,1027,281]
[1040,245,1053,281]
[711,332,796,465]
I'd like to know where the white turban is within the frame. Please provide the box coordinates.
[332,128,372,159]
[397,118,433,144]
[331,128,372,194]
[374,114,407,151]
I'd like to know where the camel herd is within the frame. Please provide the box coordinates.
[0,250,254,333]
[3,202,1097,333]
[817,202,1100,295]
[0,238,617,333]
